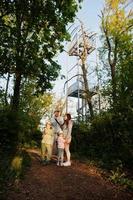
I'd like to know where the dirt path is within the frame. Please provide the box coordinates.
[7,149,132,200]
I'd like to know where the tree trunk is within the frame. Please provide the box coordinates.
[5,72,10,106]
[110,63,116,104]
[81,63,94,118]
[102,16,117,105]
[12,72,22,111]
[11,1,22,111]
[105,27,117,104]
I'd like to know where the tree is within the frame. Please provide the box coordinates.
[99,0,133,159]
[0,0,82,110]
[100,0,132,105]
[20,78,53,120]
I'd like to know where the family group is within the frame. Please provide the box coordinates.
[41,110,73,167]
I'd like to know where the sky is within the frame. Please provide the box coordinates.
[52,0,104,115]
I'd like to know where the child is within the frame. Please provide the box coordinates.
[57,131,65,166]
[41,121,54,165]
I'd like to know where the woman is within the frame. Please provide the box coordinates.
[62,113,73,166]
[41,121,54,165]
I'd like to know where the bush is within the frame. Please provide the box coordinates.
[0,149,31,199]
[0,108,19,150]
[0,108,42,151]
[71,111,133,169]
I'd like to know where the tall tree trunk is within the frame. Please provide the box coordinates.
[12,71,22,111]
[11,1,22,111]
[110,63,116,104]
[81,63,94,118]
[5,72,10,106]
[103,22,118,104]
[80,23,94,119]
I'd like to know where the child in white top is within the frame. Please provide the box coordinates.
[57,132,65,166]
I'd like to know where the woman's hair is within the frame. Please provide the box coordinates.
[64,113,71,126]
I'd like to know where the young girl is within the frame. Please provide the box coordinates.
[41,121,54,165]
[62,113,73,166]
[57,131,65,166]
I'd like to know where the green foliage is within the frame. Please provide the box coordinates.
[72,112,133,189]
[0,107,42,151]
[0,88,6,107]
[100,0,133,107]
[0,77,53,151]
[10,150,31,179]
[72,110,133,168]
[0,0,82,150]
[0,0,81,109]
[0,149,31,199]
[110,166,133,190]
[20,78,53,116]
[0,109,19,149]
[92,0,133,174]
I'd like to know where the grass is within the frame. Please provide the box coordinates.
[0,148,31,199]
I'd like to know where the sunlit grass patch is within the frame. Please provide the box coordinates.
[0,149,31,199]
[11,155,23,178]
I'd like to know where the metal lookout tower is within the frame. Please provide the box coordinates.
[65,21,98,121]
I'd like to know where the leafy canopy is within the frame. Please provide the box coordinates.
[0,0,81,92]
